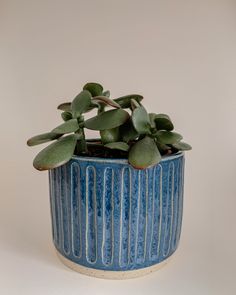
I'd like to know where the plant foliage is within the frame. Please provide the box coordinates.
[27,82,191,170]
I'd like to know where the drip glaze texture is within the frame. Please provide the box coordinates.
[49,153,184,273]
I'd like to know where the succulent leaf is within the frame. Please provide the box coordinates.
[155,141,171,154]
[27,132,62,146]
[128,136,161,169]
[100,128,120,144]
[52,119,80,134]
[120,119,139,142]
[132,106,151,134]
[172,141,192,151]
[83,101,100,113]
[33,134,77,171]
[130,98,140,110]
[92,96,121,109]
[154,114,174,131]
[71,90,92,118]
[84,109,129,130]
[57,102,71,112]
[156,131,183,144]
[102,90,110,97]
[61,111,72,121]
[83,82,103,97]
[149,113,157,129]
[104,142,129,151]
[114,94,143,108]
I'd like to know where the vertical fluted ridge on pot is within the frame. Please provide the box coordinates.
[60,165,70,255]
[49,153,185,271]
[71,163,82,258]
[149,164,162,260]
[135,170,149,264]
[85,166,97,264]
[119,167,132,267]
[102,168,114,266]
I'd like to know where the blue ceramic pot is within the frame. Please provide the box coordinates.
[49,152,185,279]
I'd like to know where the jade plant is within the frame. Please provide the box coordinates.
[27,82,191,170]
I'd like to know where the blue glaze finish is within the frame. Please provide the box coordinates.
[49,152,185,271]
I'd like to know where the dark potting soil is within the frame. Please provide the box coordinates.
[75,140,177,159]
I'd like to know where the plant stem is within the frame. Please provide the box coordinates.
[81,128,88,153]
[75,128,88,154]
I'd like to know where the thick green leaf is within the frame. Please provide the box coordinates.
[83,82,103,97]
[100,128,120,144]
[130,98,140,110]
[149,113,157,129]
[155,114,174,131]
[84,109,129,130]
[128,136,161,169]
[102,90,110,97]
[61,111,72,121]
[97,103,105,114]
[105,142,129,151]
[156,141,171,154]
[71,90,92,118]
[149,113,174,131]
[132,106,151,134]
[33,135,77,171]
[52,119,80,134]
[120,119,139,142]
[93,96,121,108]
[83,101,100,113]
[27,132,61,146]
[156,131,183,144]
[114,94,143,108]
[57,102,71,112]
[172,141,192,151]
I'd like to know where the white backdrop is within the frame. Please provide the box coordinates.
[0,1,236,294]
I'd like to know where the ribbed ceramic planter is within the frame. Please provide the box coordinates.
[49,152,185,279]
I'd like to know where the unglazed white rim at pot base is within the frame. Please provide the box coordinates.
[56,250,173,279]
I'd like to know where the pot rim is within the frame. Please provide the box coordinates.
[71,151,184,165]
